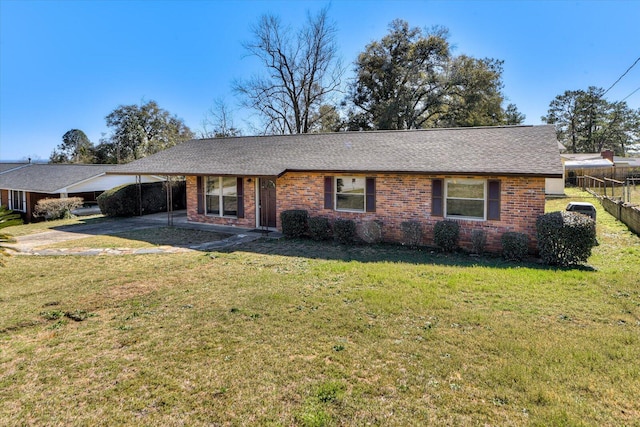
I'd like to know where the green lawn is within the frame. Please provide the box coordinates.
[0,189,638,426]
[4,214,108,236]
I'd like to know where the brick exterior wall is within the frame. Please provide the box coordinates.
[186,173,546,253]
[186,176,257,228]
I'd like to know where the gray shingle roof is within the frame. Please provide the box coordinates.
[0,163,29,174]
[0,164,119,193]
[111,125,563,177]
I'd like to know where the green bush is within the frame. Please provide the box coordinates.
[401,220,422,248]
[97,181,185,217]
[433,220,459,252]
[501,231,529,261]
[358,220,383,244]
[308,216,332,241]
[33,197,83,220]
[536,211,597,266]
[333,219,356,245]
[471,229,487,255]
[280,210,309,238]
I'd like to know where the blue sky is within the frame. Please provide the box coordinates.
[1,0,639,161]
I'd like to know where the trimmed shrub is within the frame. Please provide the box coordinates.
[97,181,185,217]
[536,211,597,266]
[33,197,83,220]
[308,216,332,241]
[501,231,529,261]
[401,220,422,248]
[433,220,460,252]
[471,229,487,255]
[280,210,309,238]
[358,220,383,244]
[333,219,356,245]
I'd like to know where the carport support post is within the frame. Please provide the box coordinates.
[136,175,142,216]
[166,176,173,226]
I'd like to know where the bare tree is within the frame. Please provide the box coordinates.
[200,98,242,138]
[233,6,344,134]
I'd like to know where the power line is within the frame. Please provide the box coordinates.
[621,86,640,102]
[603,56,640,96]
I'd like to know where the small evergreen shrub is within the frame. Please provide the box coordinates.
[333,219,356,245]
[33,197,83,220]
[433,220,460,252]
[501,231,529,261]
[536,211,597,266]
[280,210,309,238]
[308,216,332,241]
[401,220,423,248]
[471,229,487,255]
[358,220,383,244]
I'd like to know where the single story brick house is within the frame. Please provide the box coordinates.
[0,163,164,222]
[110,125,562,252]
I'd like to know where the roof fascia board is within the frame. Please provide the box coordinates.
[107,170,561,179]
[279,169,562,178]
[53,172,108,193]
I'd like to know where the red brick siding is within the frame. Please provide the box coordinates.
[185,176,257,228]
[185,173,546,253]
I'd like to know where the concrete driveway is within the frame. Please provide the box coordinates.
[6,211,278,255]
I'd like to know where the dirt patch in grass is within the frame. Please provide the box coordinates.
[113,227,232,247]
[40,227,233,250]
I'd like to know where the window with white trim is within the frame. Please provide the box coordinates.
[9,190,26,212]
[445,179,485,220]
[205,177,237,217]
[335,177,365,212]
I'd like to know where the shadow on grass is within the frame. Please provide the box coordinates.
[43,216,596,271]
[47,216,234,248]
[218,237,596,271]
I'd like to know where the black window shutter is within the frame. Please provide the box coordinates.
[365,177,376,212]
[324,176,333,209]
[432,179,443,216]
[236,177,244,218]
[487,180,501,220]
[196,176,204,214]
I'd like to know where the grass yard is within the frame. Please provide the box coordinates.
[1,189,639,426]
[5,214,109,237]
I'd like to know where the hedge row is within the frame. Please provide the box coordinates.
[280,209,598,265]
[97,181,186,217]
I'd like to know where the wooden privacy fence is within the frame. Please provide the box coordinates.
[578,175,640,236]
[578,175,636,203]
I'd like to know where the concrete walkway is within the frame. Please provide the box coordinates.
[7,211,281,256]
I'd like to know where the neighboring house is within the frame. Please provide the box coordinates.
[562,150,640,183]
[545,141,567,196]
[0,163,164,221]
[110,125,563,252]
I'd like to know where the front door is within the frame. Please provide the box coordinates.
[259,177,277,228]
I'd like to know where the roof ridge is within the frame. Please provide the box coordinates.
[194,124,543,143]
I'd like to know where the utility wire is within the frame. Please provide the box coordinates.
[603,56,640,96]
[621,86,640,102]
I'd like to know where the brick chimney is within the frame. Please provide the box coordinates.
[601,150,614,162]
